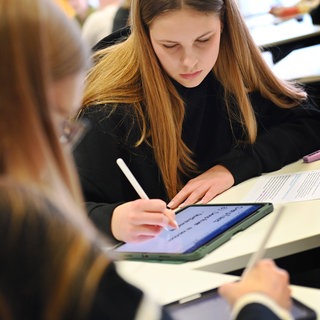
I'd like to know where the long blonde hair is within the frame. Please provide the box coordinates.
[0,178,110,319]
[82,0,306,199]
[0,0,90,204]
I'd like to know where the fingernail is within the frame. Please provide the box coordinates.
[173,220,179,229]
[167,201,174,208]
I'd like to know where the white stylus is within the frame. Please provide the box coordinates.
[116,158,178,230]
[242,205,285,277]
[116,158,149,199]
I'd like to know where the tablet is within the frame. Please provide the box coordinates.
[113,202,273,262]
[164,287,316,320]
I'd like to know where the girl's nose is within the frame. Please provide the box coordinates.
[181,49,198,69]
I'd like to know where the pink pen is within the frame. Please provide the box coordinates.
[303,150,320,163]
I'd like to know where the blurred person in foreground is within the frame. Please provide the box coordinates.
[0,0,292,319]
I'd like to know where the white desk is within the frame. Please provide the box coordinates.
[178,160,320,274]
[249,14,320,48]
[272,44,320,83]
[116,261,237,305]
[116,261,320,317]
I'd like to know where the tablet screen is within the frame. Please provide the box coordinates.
[166,291,231,319]
[165,289,316,320]
[114,204,263,254]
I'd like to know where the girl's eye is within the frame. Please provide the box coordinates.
[197,38,210,43]
[163,44,178,49]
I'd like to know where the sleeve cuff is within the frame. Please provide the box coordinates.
[217,149,262,185]
[232,293,293,320]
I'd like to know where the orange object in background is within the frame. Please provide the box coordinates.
[269,6,300,18]
[54,0,76,18]
[269,0,320,19]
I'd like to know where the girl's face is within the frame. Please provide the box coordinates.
[50,72,85,121]
[50,73,86,147]
[150,8,222,88]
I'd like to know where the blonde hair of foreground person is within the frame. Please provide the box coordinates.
[0,178,110,319]
[82,0,306,200]
[0,0,89,208]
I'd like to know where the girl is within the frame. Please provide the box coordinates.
[75,0,320,243]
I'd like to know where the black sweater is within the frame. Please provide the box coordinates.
[74,72,320,239]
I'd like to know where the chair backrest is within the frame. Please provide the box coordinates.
[92,26,131,51]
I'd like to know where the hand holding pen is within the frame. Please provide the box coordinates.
[112,158,178,243]
[242,205,285,277]
[219,206,291,311]
[219,259,291,311]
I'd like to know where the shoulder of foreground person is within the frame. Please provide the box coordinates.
[87,263,172,320]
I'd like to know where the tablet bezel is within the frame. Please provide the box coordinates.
[113,202,273,263]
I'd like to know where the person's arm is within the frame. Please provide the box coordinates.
[86,200,176,243]
[219,97,320,184]
[85,201,120,241]
[219,260,292,320]
[74,106,175,242]
[73,106,130,239]
[169,97,320,209]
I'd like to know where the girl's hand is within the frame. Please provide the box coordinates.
[218,259,292,310]
[167,165,234,209]
[111,199,177,242]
